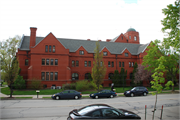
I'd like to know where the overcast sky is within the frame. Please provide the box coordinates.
[0,0,174,44]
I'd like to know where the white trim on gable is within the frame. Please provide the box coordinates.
[142,43,150,53]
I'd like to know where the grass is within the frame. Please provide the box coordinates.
[1,86,179,95]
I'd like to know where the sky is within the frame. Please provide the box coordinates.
[0,0,175,44]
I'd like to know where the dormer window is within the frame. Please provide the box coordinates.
[79,50,84,55]
[125,53,128,57]
[103,52,108,56]
[129,36,131,39]
[134,36,137,41]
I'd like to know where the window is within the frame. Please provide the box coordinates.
[72,60,75,67]
[103,52,108,56]
[88,61,91,67]
[85,73,91,80]
[42,59,45,65]
[108,61,111,67]
[25,59,28,66]
[100,61,102,66]
[53,46,55,52]
[49,45,52,52]
[122,62,124,67]
[102,109,119,118]
[122,36,123,40]
[108,73,114,79]
[72,73,79,80]
[125,53,128,57]
[55,72,58,80]
[112,62,114,67]
[84,61,87,67]
[129,36,131,39]
[132,62,134,67]
[91,110,102,117]
[41,72,45,80]
[130,73,133,79]
[51,59,54,65]
[46,72,49,80]
[46,59,49,65]
[76,61,79,67]
[79,50,84,55]
[50,72,53,80]
[134,36,137,41]
[119,62,121,67]
[129,62,131,67]
[45,45,48,52]
[55,59,58,65]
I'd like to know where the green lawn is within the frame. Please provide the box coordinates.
[1,86,179,95]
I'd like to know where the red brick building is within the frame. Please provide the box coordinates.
[16,27,150,88]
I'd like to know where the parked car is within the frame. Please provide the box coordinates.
[124,86,148,97]
[67,104,141,119]
[51,90,82,100]
[90,90,117,99]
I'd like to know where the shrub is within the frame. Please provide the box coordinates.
[13,75,26,89]
[76,80,97,91]
[29,78,42,90]
[62,83,72,90]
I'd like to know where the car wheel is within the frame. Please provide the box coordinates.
[110,95,113,98]
[95,96,98,99]
[130,93,134,97]
[143,92,147,96]
[56,96,60,100]
[74,96,79,99]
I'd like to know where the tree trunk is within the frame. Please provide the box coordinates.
[152,92,157,120]
[172,77,174,92]
[10,83,13,98]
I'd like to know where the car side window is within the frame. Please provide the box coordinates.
[63,91,69,94]
[69,91,75,93]
[102,109,119,118]
[91,110,102,117]
[106,90,110,93]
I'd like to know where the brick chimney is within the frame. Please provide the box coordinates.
[87,39,90,41]
[29,27,37,49]
[106,39,111,42]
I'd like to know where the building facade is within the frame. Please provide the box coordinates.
[16,27,150,88]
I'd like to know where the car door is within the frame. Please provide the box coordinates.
[61,90,69,99]
[105,90,111,97]
[135,87,141,95]
[69,90,75,99]
[88,110,103,119]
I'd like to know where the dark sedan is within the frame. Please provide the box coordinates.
[124,86,148,97]
[51,90,82,100]
[90,90,117,99]
[67,104,141,119]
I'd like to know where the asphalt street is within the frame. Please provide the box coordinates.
[0,93,179,120]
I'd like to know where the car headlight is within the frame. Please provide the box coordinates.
[53,94,56,96]
[127,91,130,93]
[91,94,94,96]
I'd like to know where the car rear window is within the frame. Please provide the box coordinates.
[78,106,97,115]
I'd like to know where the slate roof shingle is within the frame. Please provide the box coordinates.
[18,36,149,55]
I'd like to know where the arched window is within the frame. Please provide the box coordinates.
[130,73,133,79]
[85,73,92,80]
[72,73,79,80]
[108,73,114,80]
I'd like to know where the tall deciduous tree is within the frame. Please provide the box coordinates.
[161,0,180,52]
[0,35,21,97]
[92,41,106,92]
[112,70,120,87]
[119,68,127,89]
[134,64,153,87]
[151,56,174,120]
[131,62,138,86]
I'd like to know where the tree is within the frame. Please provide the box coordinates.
[134,64,153,87]
[3,57,20,97]
[0,36,21,97]
[151,56,174,120]
[119,68,127,89]
[14,75,26,89]
[131,62,138,86]
[112,70,120,87]
[161,0,180,52]
[92,41,107,92]
[143,40,179,91]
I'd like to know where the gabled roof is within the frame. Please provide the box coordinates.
[18,36,149,55]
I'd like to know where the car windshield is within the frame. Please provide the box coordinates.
[78,106,97,115]
[131,87,136,91]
